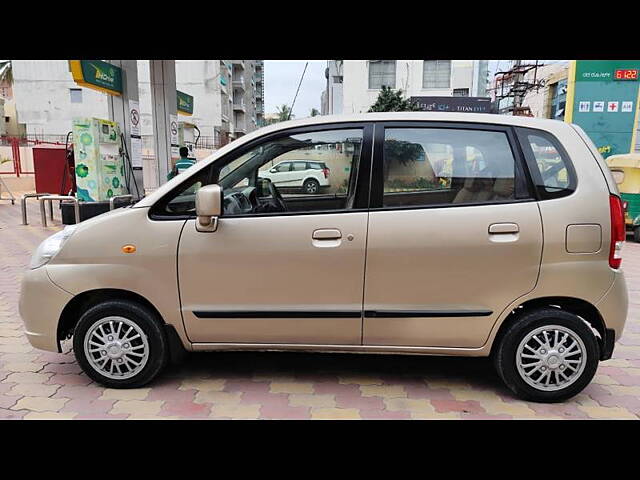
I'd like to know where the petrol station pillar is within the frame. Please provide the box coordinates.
[149,60,178,187]
[106,60,143,198]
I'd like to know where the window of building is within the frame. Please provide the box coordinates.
[550,79,567,120]
[69,88,83,104]
[453,88,469,97]
[423,60,451,89]
[369,60,396,89]
[382,127,520,208]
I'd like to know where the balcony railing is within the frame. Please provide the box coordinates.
[232,76,245,88]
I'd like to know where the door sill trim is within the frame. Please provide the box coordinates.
[190,342,488,356]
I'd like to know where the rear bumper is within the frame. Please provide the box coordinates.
[596,270,628,344]
[601,328,616,360]
[18,266,73,352]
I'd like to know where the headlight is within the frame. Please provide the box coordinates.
[30,225,78,269]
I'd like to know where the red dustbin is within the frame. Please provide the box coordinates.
[33,146,75,195]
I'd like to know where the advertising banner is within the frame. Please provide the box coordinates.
[565,60,640,158]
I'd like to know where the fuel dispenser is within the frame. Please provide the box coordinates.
[72,117,126,202]
[59,117,135,224]
[178,121,200,160]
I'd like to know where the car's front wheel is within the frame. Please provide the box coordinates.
[493,308,600,403]
[72,300,168,388]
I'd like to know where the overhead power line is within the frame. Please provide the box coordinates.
[288,62,309,120]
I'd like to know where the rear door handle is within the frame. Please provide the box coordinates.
[313,228,342,240]
[489,223,519,234]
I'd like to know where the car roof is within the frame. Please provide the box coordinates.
[255,112,568,132]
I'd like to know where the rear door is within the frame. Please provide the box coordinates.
[290,161,309,187]
[362,122,543,348]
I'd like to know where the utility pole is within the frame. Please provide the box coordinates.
[493,60,545,116]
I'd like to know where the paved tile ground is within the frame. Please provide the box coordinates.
[2,192,640,420]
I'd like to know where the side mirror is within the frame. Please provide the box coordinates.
[269,168,277,173]
[195,184,222,232]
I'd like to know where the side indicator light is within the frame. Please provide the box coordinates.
[122,245,136,254]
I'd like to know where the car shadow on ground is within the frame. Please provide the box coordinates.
[157,350,512,396]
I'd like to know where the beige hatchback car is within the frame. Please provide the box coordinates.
[20,112,628,402]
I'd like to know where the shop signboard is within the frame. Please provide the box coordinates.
[410,96,494,114]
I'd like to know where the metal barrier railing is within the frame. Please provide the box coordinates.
[39,195,79,227]
[109,194,133,211]
[20,193,51,225]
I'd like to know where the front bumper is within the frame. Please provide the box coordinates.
[19,266,73,352]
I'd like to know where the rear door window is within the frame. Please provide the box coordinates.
[377,127,527,208]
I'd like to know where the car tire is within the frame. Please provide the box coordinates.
[303,178,320,194]
[633,227,640,243]
[493,307,600,403]
[72,300,168,389]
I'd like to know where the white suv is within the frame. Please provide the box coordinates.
[261,160,330,194]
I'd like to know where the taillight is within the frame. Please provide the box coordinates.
[322,167,330,179]
[609,194,625,269]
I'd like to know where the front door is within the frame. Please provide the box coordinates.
[173,124,373,345]
[363,123,543,348]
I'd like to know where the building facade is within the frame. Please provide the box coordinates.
[322,60,489,115]
[10,60,263,146]
[11,60,109,140]
[493,62,570,119]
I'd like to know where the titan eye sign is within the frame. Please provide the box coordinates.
[410,96,494,113]
[69,60,123,96]
[565,60,640,158]
[177,90,194,115]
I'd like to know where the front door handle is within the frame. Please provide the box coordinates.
[313,229,342,240]
[489,223,519,234]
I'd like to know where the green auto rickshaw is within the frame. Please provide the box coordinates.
[607,153,640,242]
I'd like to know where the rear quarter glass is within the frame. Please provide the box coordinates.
[570,124,619,196]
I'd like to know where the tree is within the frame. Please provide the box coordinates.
[0,61,12,85]
[310,108,320,117]
[368,87,432,184]
[368,86,421,112]
[276,104,293,122]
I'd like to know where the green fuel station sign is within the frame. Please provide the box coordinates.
[69,60,123,96]
[565,60,640,158]
[177,90,194,115]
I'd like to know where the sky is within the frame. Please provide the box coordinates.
[264,61,326,119]
[263,60,568,119]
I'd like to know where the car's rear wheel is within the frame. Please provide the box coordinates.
[303,178,320,194]
[72,300,168,388]
[493,308,600,403]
